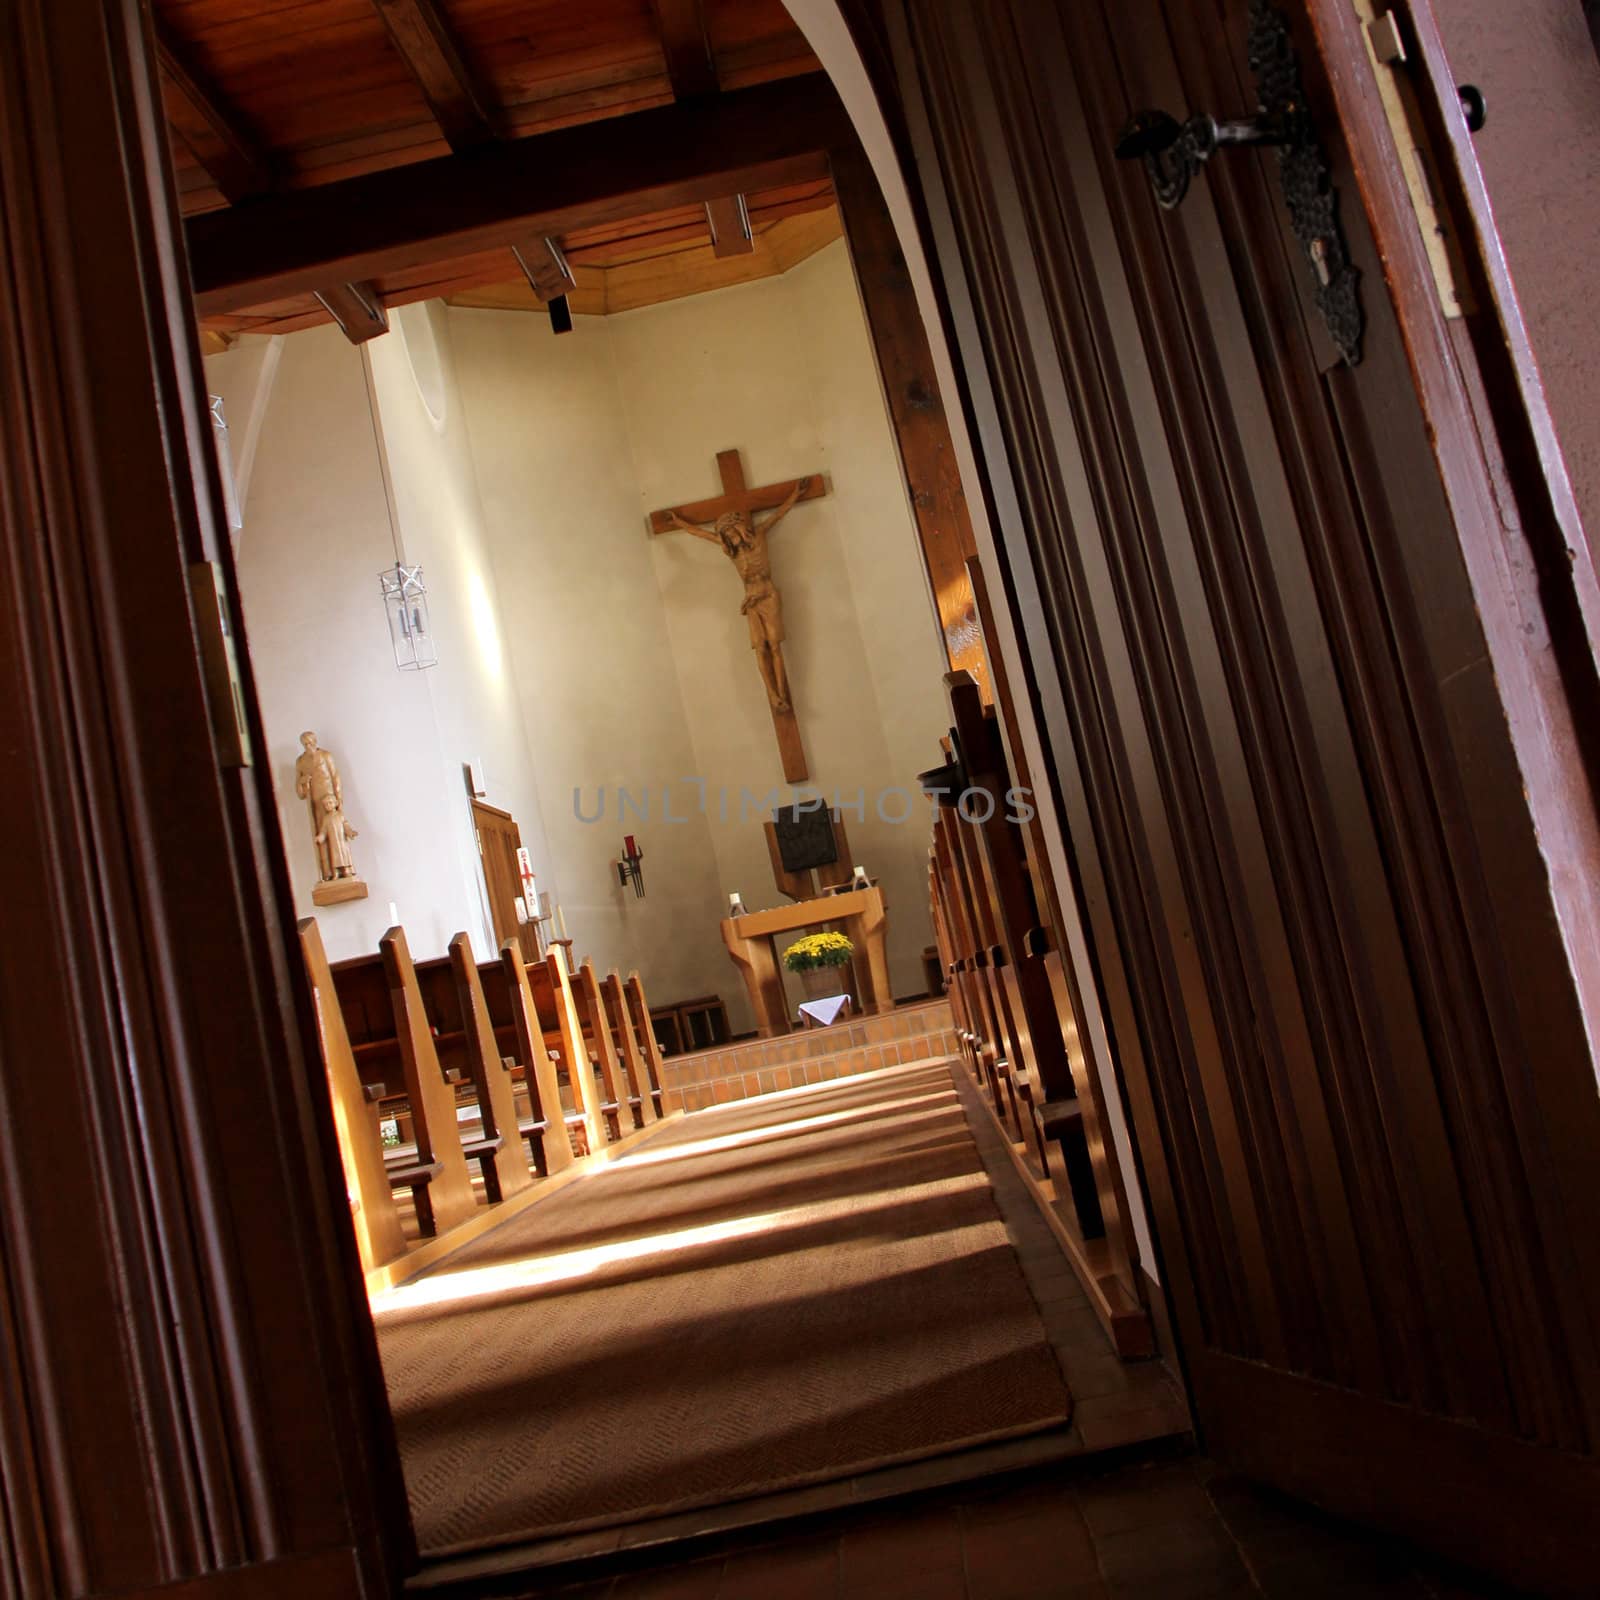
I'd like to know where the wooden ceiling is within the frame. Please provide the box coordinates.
[156,0,839,344]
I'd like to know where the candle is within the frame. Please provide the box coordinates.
[729,892,745,915]
[851,865,868,886]
[623,834,637,858]
[387,900,400,926]
[556,903,569,941]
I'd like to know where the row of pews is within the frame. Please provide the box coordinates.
[924,672,1155,1355]
[300,919,669,1274]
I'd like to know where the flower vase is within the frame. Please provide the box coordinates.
[799,964,846,1002]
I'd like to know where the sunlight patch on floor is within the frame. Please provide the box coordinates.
[614,1089,960,1171]
[371,1169,991,1317]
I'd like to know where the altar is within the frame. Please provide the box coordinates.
[720,886,893,1037]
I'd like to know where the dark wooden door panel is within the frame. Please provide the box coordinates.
[877,0,1600,1580]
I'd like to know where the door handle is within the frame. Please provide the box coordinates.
[1113,0,1365,366]
[1115,108,1298,210]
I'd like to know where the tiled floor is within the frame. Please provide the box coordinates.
[502,1456,1515,1599]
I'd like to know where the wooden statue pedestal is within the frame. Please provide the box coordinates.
[720,885,892,1037]
[313,876,369,906]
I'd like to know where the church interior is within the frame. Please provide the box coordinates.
[6,0,1600,1595]
[186,0,1209,1583]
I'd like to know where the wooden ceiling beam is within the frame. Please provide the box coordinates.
[154,20,272,204]
[510,237,576,302]
[705,193,753,257]
[651,0,718,98]
[370,0,494,152]
[188,75,844,316]
[313,281,390,344]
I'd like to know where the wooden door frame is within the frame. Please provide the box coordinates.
[0,2,408,1593]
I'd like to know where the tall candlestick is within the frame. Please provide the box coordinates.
[556,903,569,941]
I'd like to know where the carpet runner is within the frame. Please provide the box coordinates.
[373,1058,1073,1554]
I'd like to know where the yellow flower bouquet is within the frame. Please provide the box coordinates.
[782,931,855,972]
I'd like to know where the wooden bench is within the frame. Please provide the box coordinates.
[568,958,629,1140]
[500,942,614,1157]
[625,971,669,1118]
[299,918,408,1271]
[377,926,480,1236]
[329,933,514,1229]
[601,970,658,1129]
[445,932,534,1205]
[925,675,1105,1243]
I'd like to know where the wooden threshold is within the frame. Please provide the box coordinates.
[365,1111,683,1296]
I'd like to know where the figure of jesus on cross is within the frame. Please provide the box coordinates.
[660,478,811,712]
[651,448,826,781]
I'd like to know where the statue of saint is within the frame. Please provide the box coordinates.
[295,731,362,891]
[662,477,811,713]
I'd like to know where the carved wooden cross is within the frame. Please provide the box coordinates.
[649,448,826,783]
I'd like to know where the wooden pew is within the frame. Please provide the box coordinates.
[299,918,408,1271]
[601,970,659,1128]
[447,932,534,1204]
[624,971,668,1117]
[378,926,479,1236]
[498,939,577,1177]
[546,946,617,1150]
[570,958,633,1133]
[500,942,614,1157]
[933,675,1105,1240]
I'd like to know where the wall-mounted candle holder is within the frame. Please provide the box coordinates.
[618,834,645,898]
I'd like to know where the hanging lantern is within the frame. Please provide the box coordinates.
[379,562,438,671]
[208,394,244,537]
[361,346,440,673]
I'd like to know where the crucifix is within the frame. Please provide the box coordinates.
[649,448,826,783]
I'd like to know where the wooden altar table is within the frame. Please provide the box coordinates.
[720,886,892,1037]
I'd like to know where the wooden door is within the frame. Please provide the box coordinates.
[472,800,538,961]
[866,0,1600,1584]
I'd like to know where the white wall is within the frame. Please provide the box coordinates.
[208,309,549,964]
[448,309,733,1013]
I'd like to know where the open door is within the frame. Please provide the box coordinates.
[472,800,540,962]
[859,0,1600,1585]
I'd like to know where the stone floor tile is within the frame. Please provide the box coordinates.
[840,1565,967,1600]
[608,1558,725,1597]
[716,1533,839,1599]
[1077,1463,1214,1539]
[838,1505,965,1588]
[963,1497,1100,1598]
[1247,1548,1430,1599]
[1092,1514,1248,1584]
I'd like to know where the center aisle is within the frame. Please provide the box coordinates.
[373,1058,1073,1556]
